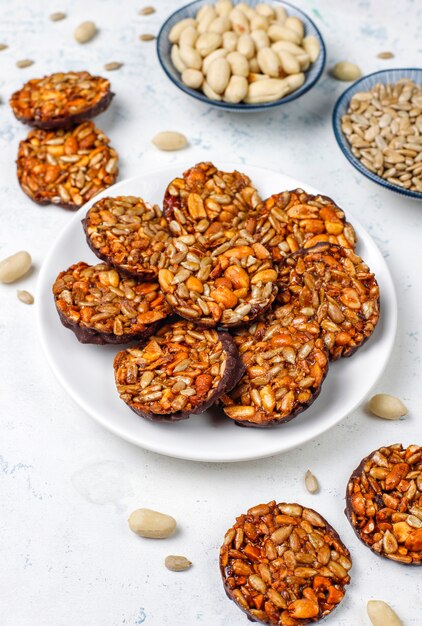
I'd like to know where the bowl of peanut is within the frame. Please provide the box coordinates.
[157,0,326,111]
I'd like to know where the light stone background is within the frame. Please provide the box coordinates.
[1,0,421,624]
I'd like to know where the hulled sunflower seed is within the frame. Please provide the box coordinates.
[17,290,34,305]
[305,469,319,494]
[368,394,408,419]
[377,51,394,59]
[164,555,192,571]
[16,59,34,68]
[139,33,156,41]
[50,12,66,21]
[0,44,8,51]
[139,6,155,15]
[104,61,123,71]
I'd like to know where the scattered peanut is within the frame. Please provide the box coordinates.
[331,61,362,81]
[167,1,320,104]
[128,508,176,538]
[74,21,97,44]
[164,555,192,571]
[367,600,403,626]
[17,290,34,305]
[152,131,188,151]
[49,12,66,22]
[0,251,32,284]
[104,62,123,71]
[367,394,408,420]
[304,469,319,494]
[16,59,34,69]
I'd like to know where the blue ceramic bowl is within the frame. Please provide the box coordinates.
[333,68,422,200]
[156,0,326,112]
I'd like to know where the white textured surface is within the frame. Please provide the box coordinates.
[0,1,421,625]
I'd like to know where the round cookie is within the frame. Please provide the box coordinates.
[242,189,357,261]
[53,262,169,344]
[346,443,422,565]
[158,233,278,328]
[17,122,118,209]
[83,196,171,280]
[10,71,113,129]
[222,310,328,427]
[220,500,352,625]
[163,162,261,247]
[278,243,380,360]
[114,320,244,422]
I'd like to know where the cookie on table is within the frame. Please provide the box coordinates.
[113,320,244,422]
[83,196,171,280]
[346,443,422,566]
[222,310,328,427]
[17,121,118,209]
[53,262,170,344]
[163,162,261,247]
[242,189,357,261]
[158,233,278,328]
[220,500,352,625]
[278,243,380,360]
[10,71,113,129]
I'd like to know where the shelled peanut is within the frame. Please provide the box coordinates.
[168,1,320,104]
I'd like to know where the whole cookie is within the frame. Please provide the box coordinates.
[278,243,380,360]
[17,122,118,209]
[114,320,244,421]
[10,71,113,129]
[220,500,352,625]
[346,443,422,565]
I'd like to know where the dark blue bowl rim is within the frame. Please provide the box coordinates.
[332,68,422,200]
[156,0,326,111]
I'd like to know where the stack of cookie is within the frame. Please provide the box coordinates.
[10,70,119,210]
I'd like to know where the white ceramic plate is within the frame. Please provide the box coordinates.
[37,163,397,462]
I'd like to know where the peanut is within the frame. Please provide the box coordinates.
[128,508,176,538]
[368,394,408,420]
[226,51,249,77]
[367,600,403,626]
[224,75,248,103]
[207,57,230,93]
[182,68,203,89]
[0,251,32,283]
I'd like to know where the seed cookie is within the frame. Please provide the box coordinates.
[10,71,113,129]
[220,501,352,625]
[53,262,169,344]
[346,443,422,565]
[222,310,328,427]
[243,189,357,261]
[83,196,171,280]
[163,162,261,247]
[17,121,118,209]
[278,243,380,360]
[158,233,278,328]
[113,320,244,422]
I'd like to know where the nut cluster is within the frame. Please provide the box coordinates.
[220,500,352,625]
[114,320,242,420]
[83,196,171,279]
[10,71,113,129]
[222,310,328,426]
[53,262,169,344]
[346,443,422,565]
[168,0,320,104]
[163,162,261,246]
[278,243,380,360]
[17,122,119,209]
[243,189,357,262]
[341,79,422,193]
